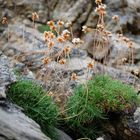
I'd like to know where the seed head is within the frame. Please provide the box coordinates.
[128,41,133,49]
[112,15,119,22]
[122,36,130,43]
[32,12,39,21]
[57,36,65,43]
[63,46,71,54]
[44,31,50,38]
[48,41,55,49]
[62,29,70,40]
[62,29,70,35]
[47,20,55,27]
[95,0,102,5]
[2,17,8,25]
[104,30,112,37]
[57,20,64,26]
[65,22,72,28]
[42,57,51,65]
[59,59,66,65]
[87,60,95,69]
[50,25,56,31]
[121,57,127,63]
[71,73,78,81]
[82,25,89,33]
[97,24,104,31]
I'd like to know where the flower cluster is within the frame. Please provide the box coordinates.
[2,17,8,25]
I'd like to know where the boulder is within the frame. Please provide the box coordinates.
[0,102,51,140]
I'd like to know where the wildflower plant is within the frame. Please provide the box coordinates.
[63,75,139,139]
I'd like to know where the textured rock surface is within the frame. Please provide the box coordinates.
[0,102,50,140]
[103,107,140,140]
[1,0,139,34]
[0,54,16,99]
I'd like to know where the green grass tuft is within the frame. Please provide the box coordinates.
[38,24,57,36]
[65,75,139,139]
[7,80,59,140]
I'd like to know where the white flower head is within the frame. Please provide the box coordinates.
[62,29,70,35]
[72,38,84,44]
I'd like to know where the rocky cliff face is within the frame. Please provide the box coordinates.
[0,0,139,36]
[0,0,140,140]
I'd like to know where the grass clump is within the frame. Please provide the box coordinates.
[7,80,59,140]
[65,75,139,139]
[38,24,50,33]
[38,24,57,35]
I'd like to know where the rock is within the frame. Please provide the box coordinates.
[56,129,73,140]
[0,55,16,99]
[102,106,140,140]
[116,107,140,140]
[0,101,50,140]
[0,23,47,71]
[0,0,48,23]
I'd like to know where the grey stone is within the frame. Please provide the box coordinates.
[0,102,50,140]
[0,55,16,99]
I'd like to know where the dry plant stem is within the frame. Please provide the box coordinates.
[86,69,90,80]
[22,24,25,44]
[7,25,10,42]
[33,20,35,45]
[131,48,134,66]
[70,26,74,40]
[57,26,60,36]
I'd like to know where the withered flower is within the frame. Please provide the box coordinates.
[72,38,84,45]
[47,20,55,27]
[59,59,66,65]
[97,24,104,31]
[95,0,102,5]
[42,57,51,65]
[112,15,119,22]
[63,46,71,54]
[121,57,127,63]
[2,17,8,25]
[32,12,39,21]
[48,41,55,49]
[50,25,56,31]
[82,25,89,33]
[57,20,64,26]
[71,73,78,81]
[57,36,65,43]
[87,60,95,69]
